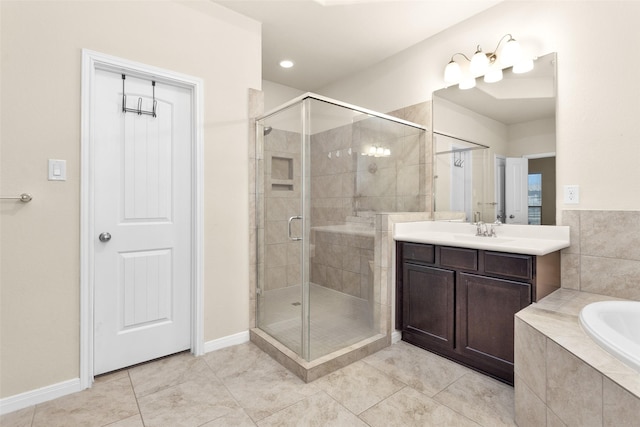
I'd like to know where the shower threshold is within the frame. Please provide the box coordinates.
[250,327,388,383]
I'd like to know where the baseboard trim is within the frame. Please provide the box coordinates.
[203,330,250,354]
[0,331,250,416]
[0,378,82,416]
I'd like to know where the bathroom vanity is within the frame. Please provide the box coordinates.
[394,221,570,384]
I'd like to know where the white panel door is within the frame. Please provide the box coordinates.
[505,157,528,225]
[494,156,506,223]
[93,69,192,375]
[450,148,472,221]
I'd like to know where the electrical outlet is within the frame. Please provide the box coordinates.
[564,185,580,204]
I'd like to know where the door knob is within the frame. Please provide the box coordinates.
[99,232,112,242]
[509,215,515,219]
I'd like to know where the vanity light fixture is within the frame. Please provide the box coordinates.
[443,34,533,88]
[443,53,467,84]
[365,145,391,157]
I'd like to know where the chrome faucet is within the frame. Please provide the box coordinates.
[489,220,501,237]
[475,220,500,237]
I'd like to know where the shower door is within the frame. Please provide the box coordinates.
[257,94,421,362]
[256,99,311,359]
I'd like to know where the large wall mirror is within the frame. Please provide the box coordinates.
[433,52,557,225]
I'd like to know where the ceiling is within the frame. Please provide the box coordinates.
[214,0,503,92]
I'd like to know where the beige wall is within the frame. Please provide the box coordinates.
[0,0,261,398]
[317,1,640,212]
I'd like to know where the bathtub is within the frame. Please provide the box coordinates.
[579,301,640,373]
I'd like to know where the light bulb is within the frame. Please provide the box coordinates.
[484,66,503,83]
[383,148,391,157]
[376,147,384,156]
[470,48,489,75]
[459,76,476,90]
[500,38,522,66]
[513,58,534,74]
[444,60,462,84]
[368,146,376,156]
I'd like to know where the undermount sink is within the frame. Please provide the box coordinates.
[393,221,571,255]
[453,234,515,244]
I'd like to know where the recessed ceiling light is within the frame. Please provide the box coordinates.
[279,60,294,69]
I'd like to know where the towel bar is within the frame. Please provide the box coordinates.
[0,193,32,202]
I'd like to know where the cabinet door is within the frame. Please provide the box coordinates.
[402,263,455,351]
[457,273,531,383]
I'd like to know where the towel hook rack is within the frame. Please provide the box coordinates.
[122,74,157,118]
[0,193,32,203]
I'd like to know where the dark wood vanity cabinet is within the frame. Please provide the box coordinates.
[396,241,560,385]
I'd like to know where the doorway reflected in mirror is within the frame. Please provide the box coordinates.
[433,52,557,225]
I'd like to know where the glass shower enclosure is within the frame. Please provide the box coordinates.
[255,94,425,363]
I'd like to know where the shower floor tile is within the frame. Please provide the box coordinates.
[258,284,377,360]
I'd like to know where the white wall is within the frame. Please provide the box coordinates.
[0,0,261,399]
[262,80,305,112]
[508,118,556,157]
[433,97,508,153]
[317,1,640,211]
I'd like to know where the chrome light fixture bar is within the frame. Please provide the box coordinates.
[443,34,534,89]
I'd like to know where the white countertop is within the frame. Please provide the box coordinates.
[394,221,570,255]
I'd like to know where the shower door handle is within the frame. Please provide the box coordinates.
[288,216,302,241]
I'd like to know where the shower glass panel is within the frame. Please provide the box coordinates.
[256,94,425,362]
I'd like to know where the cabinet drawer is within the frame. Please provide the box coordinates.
[402,243,435,264]
[440,247,477,271]
[484,251,533,281]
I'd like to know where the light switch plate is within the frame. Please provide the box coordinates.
[48,159,67,181]
[564,185,579,204]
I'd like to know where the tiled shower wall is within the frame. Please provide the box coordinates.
[560,209,640,301]
[310,228,374,299]
[309,110,429,228]
[262,129,302,292]
[308,104,430,297]
[248,89,433,330]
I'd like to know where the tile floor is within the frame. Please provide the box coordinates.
[259,284,376,359]
[1,341,516,427]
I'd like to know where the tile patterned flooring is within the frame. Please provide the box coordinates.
[1,341,516,427]
[259,284,376,360]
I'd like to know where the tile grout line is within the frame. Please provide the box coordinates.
[430,372,495,427]
[356,385,409,426]
[361,347,509,426]
[200,352,258,426]
[126,369,146,427]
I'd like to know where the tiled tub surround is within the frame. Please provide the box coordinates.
[513,209,640,425]
[560,210,640,300]
[514,290,640,426]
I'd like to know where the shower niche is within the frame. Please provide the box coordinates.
[253,93,426,381]
[270,156,294,191]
